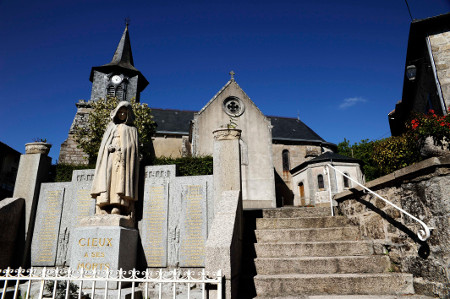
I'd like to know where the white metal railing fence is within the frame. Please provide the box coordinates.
[326,164,432,241]
[0,267,222,299]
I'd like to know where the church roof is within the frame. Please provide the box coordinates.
[151,108,335,148]
[269,116,330,144]
[90,25,149,91]
[151,108,195,135]
[290,152,362,174]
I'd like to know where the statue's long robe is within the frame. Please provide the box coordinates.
[91,102,139,206]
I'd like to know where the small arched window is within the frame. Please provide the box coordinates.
[343,173,350,188]
[282,150,290,172]
[318,174,324,190]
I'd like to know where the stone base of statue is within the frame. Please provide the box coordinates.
[70,215,138,289]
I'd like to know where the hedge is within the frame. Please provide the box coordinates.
[53,156,213,182]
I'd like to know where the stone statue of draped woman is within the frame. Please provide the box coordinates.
[91,101,139,218]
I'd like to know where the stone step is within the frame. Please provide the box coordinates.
[255,255,391,275]
[254,273,414,296]
[256,295,435,299]
[255,241,376,257]
[256,216,350,229]
[263,207,331,218]
[255,227,360,243]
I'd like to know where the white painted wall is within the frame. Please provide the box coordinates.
[192,80,276,208]
[291,161,364,207]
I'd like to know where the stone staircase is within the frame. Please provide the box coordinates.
[250,207,416,298]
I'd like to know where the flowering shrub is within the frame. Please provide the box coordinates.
[74,97,157,164]
[338,110,450,181]
[371,134,421,176]
[409,109,450,147]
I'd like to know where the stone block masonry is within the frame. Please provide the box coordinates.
[334,155,450,298]
[0,198,25,269]
[70,226,138,272]
[139,165,214,268]
[59,135,89,165]
[429,31,450,110]
[59,100,91,165]
[28,165,215,269]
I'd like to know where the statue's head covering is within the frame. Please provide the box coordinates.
[110,101,135,125]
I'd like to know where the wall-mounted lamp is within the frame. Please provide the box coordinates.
[406,65,417,81]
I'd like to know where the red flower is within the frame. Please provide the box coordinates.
[429,109,435,114]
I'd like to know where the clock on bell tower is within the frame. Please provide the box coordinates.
[89,24,148,103]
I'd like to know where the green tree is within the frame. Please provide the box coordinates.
[372,134,422,175]
[337,135,423,182]
[74,97,157,164]
[337,138,382,181]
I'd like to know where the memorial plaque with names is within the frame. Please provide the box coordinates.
[179,184,207,267]
[71,170,96,226]
[140,166,213,268]
[55,181,73,266]
[140,165,174,267]
[31,183,68,266]
[141,183,169,267]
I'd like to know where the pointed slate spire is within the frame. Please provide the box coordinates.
[107,24,137,71]
[90,24,148,91]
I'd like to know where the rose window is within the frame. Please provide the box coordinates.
[223,97,245,116]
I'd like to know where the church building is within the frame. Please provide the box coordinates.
[59,25,363,208]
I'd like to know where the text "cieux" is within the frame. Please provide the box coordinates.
[78,238,112,247]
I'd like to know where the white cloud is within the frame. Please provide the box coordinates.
[339,97,368,109]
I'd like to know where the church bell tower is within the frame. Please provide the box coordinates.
[59,24,149,165]
[89,24,149,102]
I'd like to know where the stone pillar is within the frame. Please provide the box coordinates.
[213,128,242,206]
[211,128,242,298]
[13,144,52,266]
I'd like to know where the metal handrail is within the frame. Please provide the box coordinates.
[325,164,431,241]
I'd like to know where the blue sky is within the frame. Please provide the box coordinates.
[1,0,449,162]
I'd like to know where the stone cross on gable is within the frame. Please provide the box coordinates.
[229,70,235,80]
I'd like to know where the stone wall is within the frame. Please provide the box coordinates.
[272,144,322,191]
[59,135,89,165]
[334,155,450,297]
[0,198,25,269]
[90,71,140,103]
[291,161,364,207]
[192,80,276,208]
[59,100,91,165]
[152,135,184,158]
[429,31,450,110]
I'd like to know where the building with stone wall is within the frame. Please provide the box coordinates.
[290,152,364,207]
[59,24,147,165]
[191,79,276,208]
[389,12,450,136]
[59,25,338,207]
